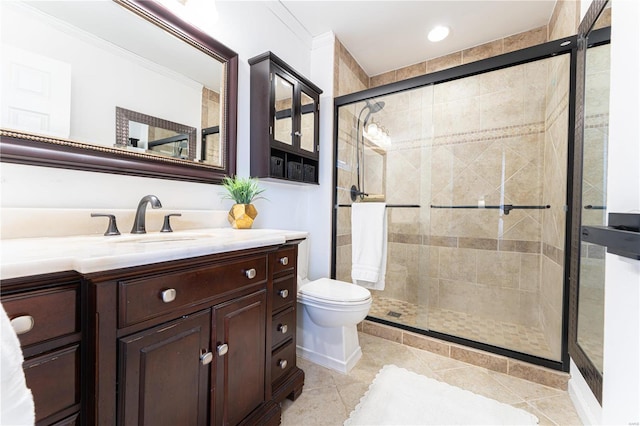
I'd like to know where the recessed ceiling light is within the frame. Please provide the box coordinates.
[428,25,450,42]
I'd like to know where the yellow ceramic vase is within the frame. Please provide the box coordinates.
[228,204,258,229]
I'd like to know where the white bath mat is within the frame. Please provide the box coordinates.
[344,365,538,425]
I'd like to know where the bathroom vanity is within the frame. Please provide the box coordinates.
[0,228,306,425]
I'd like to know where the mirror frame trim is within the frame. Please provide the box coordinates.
[568,0,611,405]
[0,0,237,184]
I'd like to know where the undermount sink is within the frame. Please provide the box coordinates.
[109,231,219,244]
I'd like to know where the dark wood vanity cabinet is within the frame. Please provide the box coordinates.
[85,244,301,425]
[0,271,83,426]
[1,243,303,425]
[249,51,322,184]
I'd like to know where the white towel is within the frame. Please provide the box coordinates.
[1,302,35,426]
[351,202,387,290]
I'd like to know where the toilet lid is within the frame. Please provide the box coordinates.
[299,278,371,302]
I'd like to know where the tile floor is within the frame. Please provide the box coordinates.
[369,295,555,360]
[281,333,582,425]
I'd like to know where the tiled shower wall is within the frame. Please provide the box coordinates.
[334,2,578,361]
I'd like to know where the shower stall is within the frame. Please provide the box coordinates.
[333,38,576,370]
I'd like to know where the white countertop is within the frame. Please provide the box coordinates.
[0,228,307,280]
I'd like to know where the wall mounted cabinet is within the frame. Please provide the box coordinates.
[249,52,322,184]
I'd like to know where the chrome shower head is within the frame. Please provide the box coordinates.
[361,99,385,124]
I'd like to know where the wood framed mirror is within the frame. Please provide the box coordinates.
[0,0,237,183]
[569,0,611,404]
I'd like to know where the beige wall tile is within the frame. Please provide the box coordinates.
[396,62,426,81]
[426,52,462,73]
[548,0,579,41]
[370,71,396,88]
[477,251,521,288]
[439,247,477,282]
[462,40,503,64]
[504,26,548,53]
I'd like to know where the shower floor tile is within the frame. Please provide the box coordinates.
[369,295,555,360]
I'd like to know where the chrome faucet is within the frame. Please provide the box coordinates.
[131,195,162,234]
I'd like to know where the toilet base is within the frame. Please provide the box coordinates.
[296,306,364,374]
[296,344,362,374]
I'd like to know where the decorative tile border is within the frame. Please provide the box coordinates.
[337,232,543,255]
[543,242,565,266]
[432,122,545,147]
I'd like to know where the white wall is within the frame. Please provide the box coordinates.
[0,2,335,279]
[570,0,640,424]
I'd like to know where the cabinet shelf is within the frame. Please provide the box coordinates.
[249,51,322,184]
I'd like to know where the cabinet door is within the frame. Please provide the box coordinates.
[118,310,211,426]
[272,71,295,146]
[299,87,318,155]
[213,290,266,426]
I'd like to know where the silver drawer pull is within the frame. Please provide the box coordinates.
[245,268,257,279]
[277,324,288,334]
[200,351,213,365]
[278,289,289,299]
[278,359,288,370]
[10,315,34,335]
[161,288,177,303]
[279,256,289,266]
[217,343,229,357]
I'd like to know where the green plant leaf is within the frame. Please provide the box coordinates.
[221,175,267,204]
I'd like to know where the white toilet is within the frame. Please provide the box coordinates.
[296,240,372,374]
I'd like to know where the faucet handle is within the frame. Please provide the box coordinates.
[91,213,121,236]
[160,213,182,233]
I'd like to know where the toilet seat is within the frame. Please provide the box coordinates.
[299,278,371,304]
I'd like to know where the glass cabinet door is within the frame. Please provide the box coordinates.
[300,90,316,153]
[273,74,294,146]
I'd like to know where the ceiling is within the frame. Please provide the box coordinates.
[277,1,556,76]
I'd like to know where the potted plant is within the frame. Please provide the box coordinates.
[221,175,266,229]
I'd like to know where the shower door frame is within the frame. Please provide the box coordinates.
[332,36,579,372]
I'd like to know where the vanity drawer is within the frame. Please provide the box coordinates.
[271,340,296,384]
[273,246,296,275]
[271,306,295,349]
[23,344,80,423]
[272,274,296,313]
[3,287,78,348]
[120,255,267,328]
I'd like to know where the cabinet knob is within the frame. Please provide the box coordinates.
[217,343,229,357]
[279,256,289,266]
[245,268,257,279]
[277,324,288,334]
[278,289,289,299]
[293,131,302,137]
[278,359,288,370]
[200,351,213,365]
[10,315,34,335]
[161,288,177,303]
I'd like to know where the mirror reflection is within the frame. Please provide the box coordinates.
[274,74,294,145]
[0,0,227,170]
[577,3,611,376]
[300,91,315,152]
